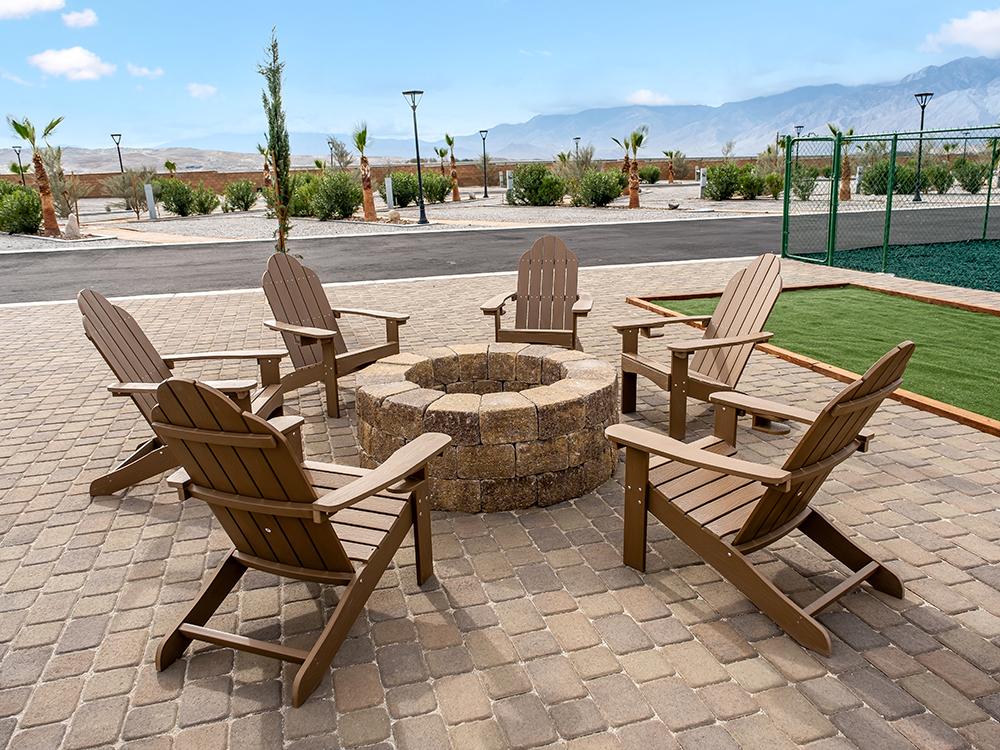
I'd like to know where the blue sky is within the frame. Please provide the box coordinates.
[2,1,999,148]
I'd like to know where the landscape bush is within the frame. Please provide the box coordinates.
[289,174,318,217]
[638,165,660,184]
[156,178,195,216]
[312,171,363,220]
[952,159,990,194]
[222,179,258,212]
[421,172,451,203]
[738,167,766,199]
[791,165,820,200]
[106,167,159,219]
[763,172,784,199]
[891,163,921,195]
[191,183,220,215]
[703,162,743,200]
[573,169,622,207]
[378,171,418,208]
[860,159,890,195]
[0,181,19,199]
[0,186,42,234]
[506,163,566,206]
[922,164,953,195]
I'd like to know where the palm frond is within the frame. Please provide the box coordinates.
[42,116,64,139]
[352,121,369,155]
[8,116,35,147]
[444,133,455,148]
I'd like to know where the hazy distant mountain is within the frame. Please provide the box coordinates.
[59,56,1000,172]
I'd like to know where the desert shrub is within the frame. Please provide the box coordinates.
[922,164,953,194]
[0,181,19,199]
[820,166,833,179]
[312,170,363,220]
[191,183,220,214]
[738,167,766,199]
[506,163,566,206]
[156,178,194,216]
[703,162,742,200]
[288,174,317,217]
[763,172,784,199]
[378,171,418,208]
[573,169,622,207]
[106,167,158,219]
[791,165,820,200]
[669,151,688,180]
[0,186,42,234]
[222,179,258,212]
[860,159,889,195]
[953,160,990,194]
[891,163,920,195]
[638,165,660,184]
[421,172,450,203]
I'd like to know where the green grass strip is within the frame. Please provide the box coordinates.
[653,286,1000,420]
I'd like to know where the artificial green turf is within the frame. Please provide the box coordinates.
[653,286,1000,420]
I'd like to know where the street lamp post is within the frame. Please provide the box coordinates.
[794,124,803,166]
[963,130,970,159]
[479,130,489,198]
[913,92,933,203]
[573,136,581,157]
[110,133,124,173]
[12,145,25,186]
[402,90,428,224]
[329,142,334,168]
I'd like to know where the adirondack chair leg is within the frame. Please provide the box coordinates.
[668,352,690,440]
[385,320,401,350]
[157,552,246,671]
[799,510,904,598]
[89,440,175,497]
[321,341,340,419]
[714,404,739,447]
[622,447,651,572]
[621,371,637,413]
[258,357,282,387]
[411,480,434,585]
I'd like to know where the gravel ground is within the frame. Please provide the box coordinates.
[0,234,134,252]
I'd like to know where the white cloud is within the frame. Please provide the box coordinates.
[187,82,217,99]
[0,0,64,20]
[924,8,1000,55]
[627,89,672,106]
[127,62,163,78]
[0,69,31,85]
[28,46,115,80]
[61,8,97,27]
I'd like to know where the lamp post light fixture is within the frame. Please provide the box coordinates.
[402,90,429,225]
[479,130,489,198]
[913,91,933,202]
[110,133,124,173]
[794,124,803,166]
[12,145,25,187]
[573,136,581,157]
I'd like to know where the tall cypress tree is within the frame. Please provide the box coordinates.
[259,29,290,253]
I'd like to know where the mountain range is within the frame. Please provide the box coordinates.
[58,56,1000,172]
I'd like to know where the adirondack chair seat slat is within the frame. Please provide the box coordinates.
[609,342,915,655]
[620,254,783,439]
[150,378,449,706]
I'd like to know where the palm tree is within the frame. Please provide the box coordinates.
[662,150,676,183]
[827,123,855,201]
[445,133,459,201]
[353,121,377,222]
[434,146,449,175]
[942,142,957,164]
[164,160,177,177]
[313,158,326,171]
[627,126,649,209]
[611,135,631,195]
[8,115,63,236]
[257,144,272,190]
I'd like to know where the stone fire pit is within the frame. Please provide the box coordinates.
[355,343,619,512]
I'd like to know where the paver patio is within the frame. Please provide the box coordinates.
[1,256,999,749]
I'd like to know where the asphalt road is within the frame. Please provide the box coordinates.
[0,216,782,303]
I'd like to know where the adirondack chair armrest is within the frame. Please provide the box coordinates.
[709,392,819,426]
[612,315,711,339]
[481,292,516,315]
[201,380,259,398]
[669,331,773,354]
[330,307,409,323]
[605,423,791,488]
[572,293,594,317]
[162,349,287,367]
[311,433,452,516]
[108,382,160,396]
[264,319,338,341]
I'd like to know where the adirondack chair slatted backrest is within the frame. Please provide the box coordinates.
[151,379,355,573]
[732,342,914,548]
[79,289,172,422]
[694,254,782,387]
[514,236,579,333]
[262,254,347,368]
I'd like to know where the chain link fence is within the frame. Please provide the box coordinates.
[781,126,1000,291]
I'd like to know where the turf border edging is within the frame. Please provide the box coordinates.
[626,282,1000,437]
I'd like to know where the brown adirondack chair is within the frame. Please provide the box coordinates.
[262,253,409,418]
[615,254,782,440]
[79,289,296,497]
[150,378,450,706]
[481,235,593,349]
[606,342,914,654]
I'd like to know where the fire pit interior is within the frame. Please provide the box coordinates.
[356,343,619,512]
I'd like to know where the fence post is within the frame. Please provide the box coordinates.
[780,135,793,257]
[881,135,899,274]
[825,132,843,265]
[983,137,999,240]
